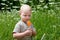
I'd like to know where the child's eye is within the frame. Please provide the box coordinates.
[23,15,31,17]
[24,15,27,17]
[29,15,31,17]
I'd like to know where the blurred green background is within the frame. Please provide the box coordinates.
[0,0,60,40]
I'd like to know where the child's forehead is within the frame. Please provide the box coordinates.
[22,11,31,15]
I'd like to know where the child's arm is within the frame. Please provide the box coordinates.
[13,32,26,39]
[32,30,36,36]
[31,25,36,36]
[13,29,32,39]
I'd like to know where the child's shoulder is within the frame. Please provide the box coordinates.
[16,20,24,26]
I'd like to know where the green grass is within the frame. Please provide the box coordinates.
[0,8,60,40]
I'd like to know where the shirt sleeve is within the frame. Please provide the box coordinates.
[13,23,21,33]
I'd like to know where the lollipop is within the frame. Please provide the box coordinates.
[27,21,32,27]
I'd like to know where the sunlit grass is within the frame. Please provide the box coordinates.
[0,8,60,40]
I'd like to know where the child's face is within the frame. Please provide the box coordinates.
[20,10,32,22]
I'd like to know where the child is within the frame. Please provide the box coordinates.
[13,4,36,40]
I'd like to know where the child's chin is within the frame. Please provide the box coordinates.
[23,20,27,22]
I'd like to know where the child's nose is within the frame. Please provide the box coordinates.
[26,16,30,19]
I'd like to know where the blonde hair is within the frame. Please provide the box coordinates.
[19,4,31,14]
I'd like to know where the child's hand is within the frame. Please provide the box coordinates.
[25,29,32,36]
[27,28,33,31]
[28,28,36,36]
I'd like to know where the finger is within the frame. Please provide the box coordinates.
[28,28,32,30]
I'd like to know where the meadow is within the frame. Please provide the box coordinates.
[0,7,60,40]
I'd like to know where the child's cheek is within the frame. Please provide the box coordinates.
[21,16,27,20]
[22,16,26,18]
[21,15,25,18]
